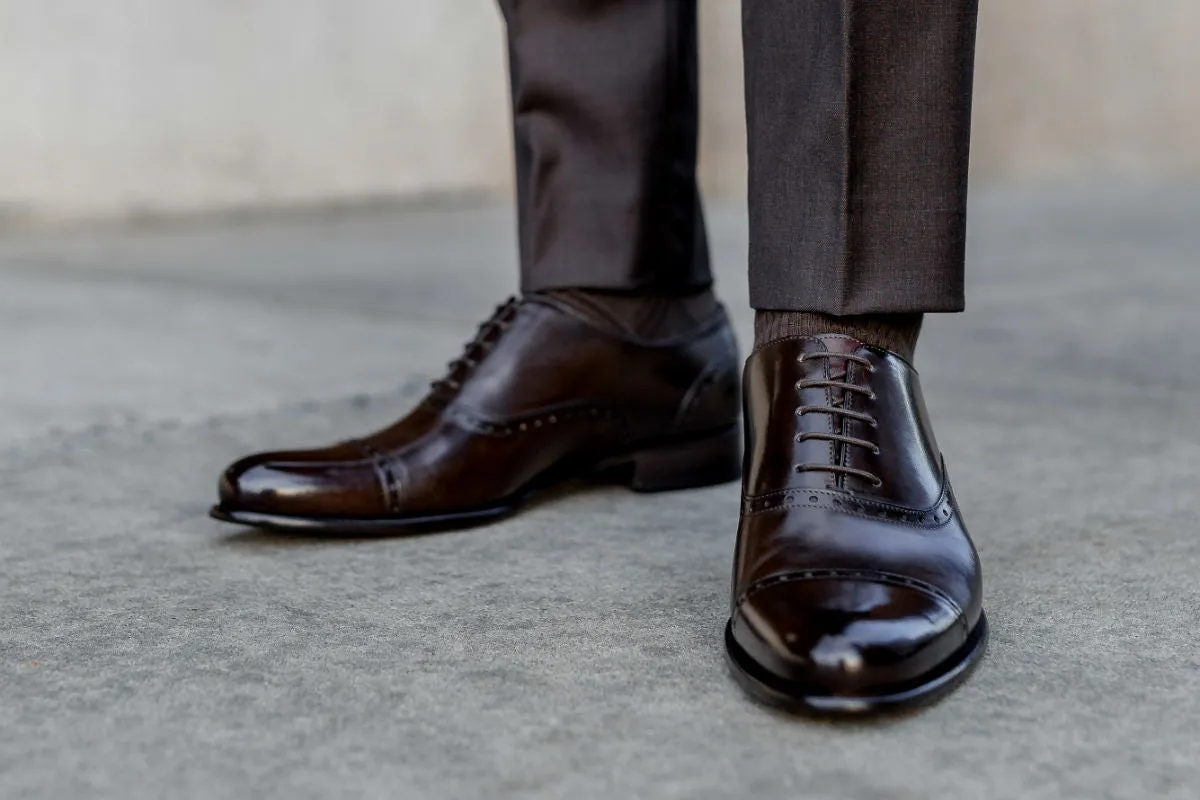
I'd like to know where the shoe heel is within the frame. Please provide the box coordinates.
[621,426,742,493]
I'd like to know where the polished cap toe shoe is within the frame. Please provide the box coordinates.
[212,295,741,534]
[726,335,987,714]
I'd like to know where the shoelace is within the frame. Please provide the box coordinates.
[793,351,883,488]
[430,297,520,393]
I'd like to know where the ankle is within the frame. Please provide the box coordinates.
[754,310,923,361]
[537,287,719,340]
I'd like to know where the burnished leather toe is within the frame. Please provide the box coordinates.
[730,575,964,695]
[217,448,386,520]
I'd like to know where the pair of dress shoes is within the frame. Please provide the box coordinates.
[213,295,986,714]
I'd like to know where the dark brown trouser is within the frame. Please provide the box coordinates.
[498,0,979,315]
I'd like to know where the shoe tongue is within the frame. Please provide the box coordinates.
[804,334,866,356]
[793,336,868,391]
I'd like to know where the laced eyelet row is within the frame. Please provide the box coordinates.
[431,297,519,394]
[794,432,881,456]
[792,351,883,488]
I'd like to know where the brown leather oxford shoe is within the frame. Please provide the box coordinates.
[212,295,741,534]
[726,335,987,714]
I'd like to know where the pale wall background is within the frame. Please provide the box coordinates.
[2,0,1198,225]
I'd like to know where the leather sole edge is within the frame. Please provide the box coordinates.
[723,612,989,716]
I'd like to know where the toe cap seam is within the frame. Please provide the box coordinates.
[736,569,962,615]
[356,440,402,515]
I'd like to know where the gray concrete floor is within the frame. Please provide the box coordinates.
[1,186,1198,799]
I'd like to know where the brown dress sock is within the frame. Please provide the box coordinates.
[754,310,924,361]
[540,288,719,341]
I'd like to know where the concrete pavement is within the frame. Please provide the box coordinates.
[1,187,1198,799]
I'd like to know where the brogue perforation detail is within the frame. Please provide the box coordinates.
[213,297,743,534]
[452,405,626,439]
[736,568,962,615]
[740,477,955,528]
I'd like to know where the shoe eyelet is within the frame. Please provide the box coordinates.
[872,447,881,456]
